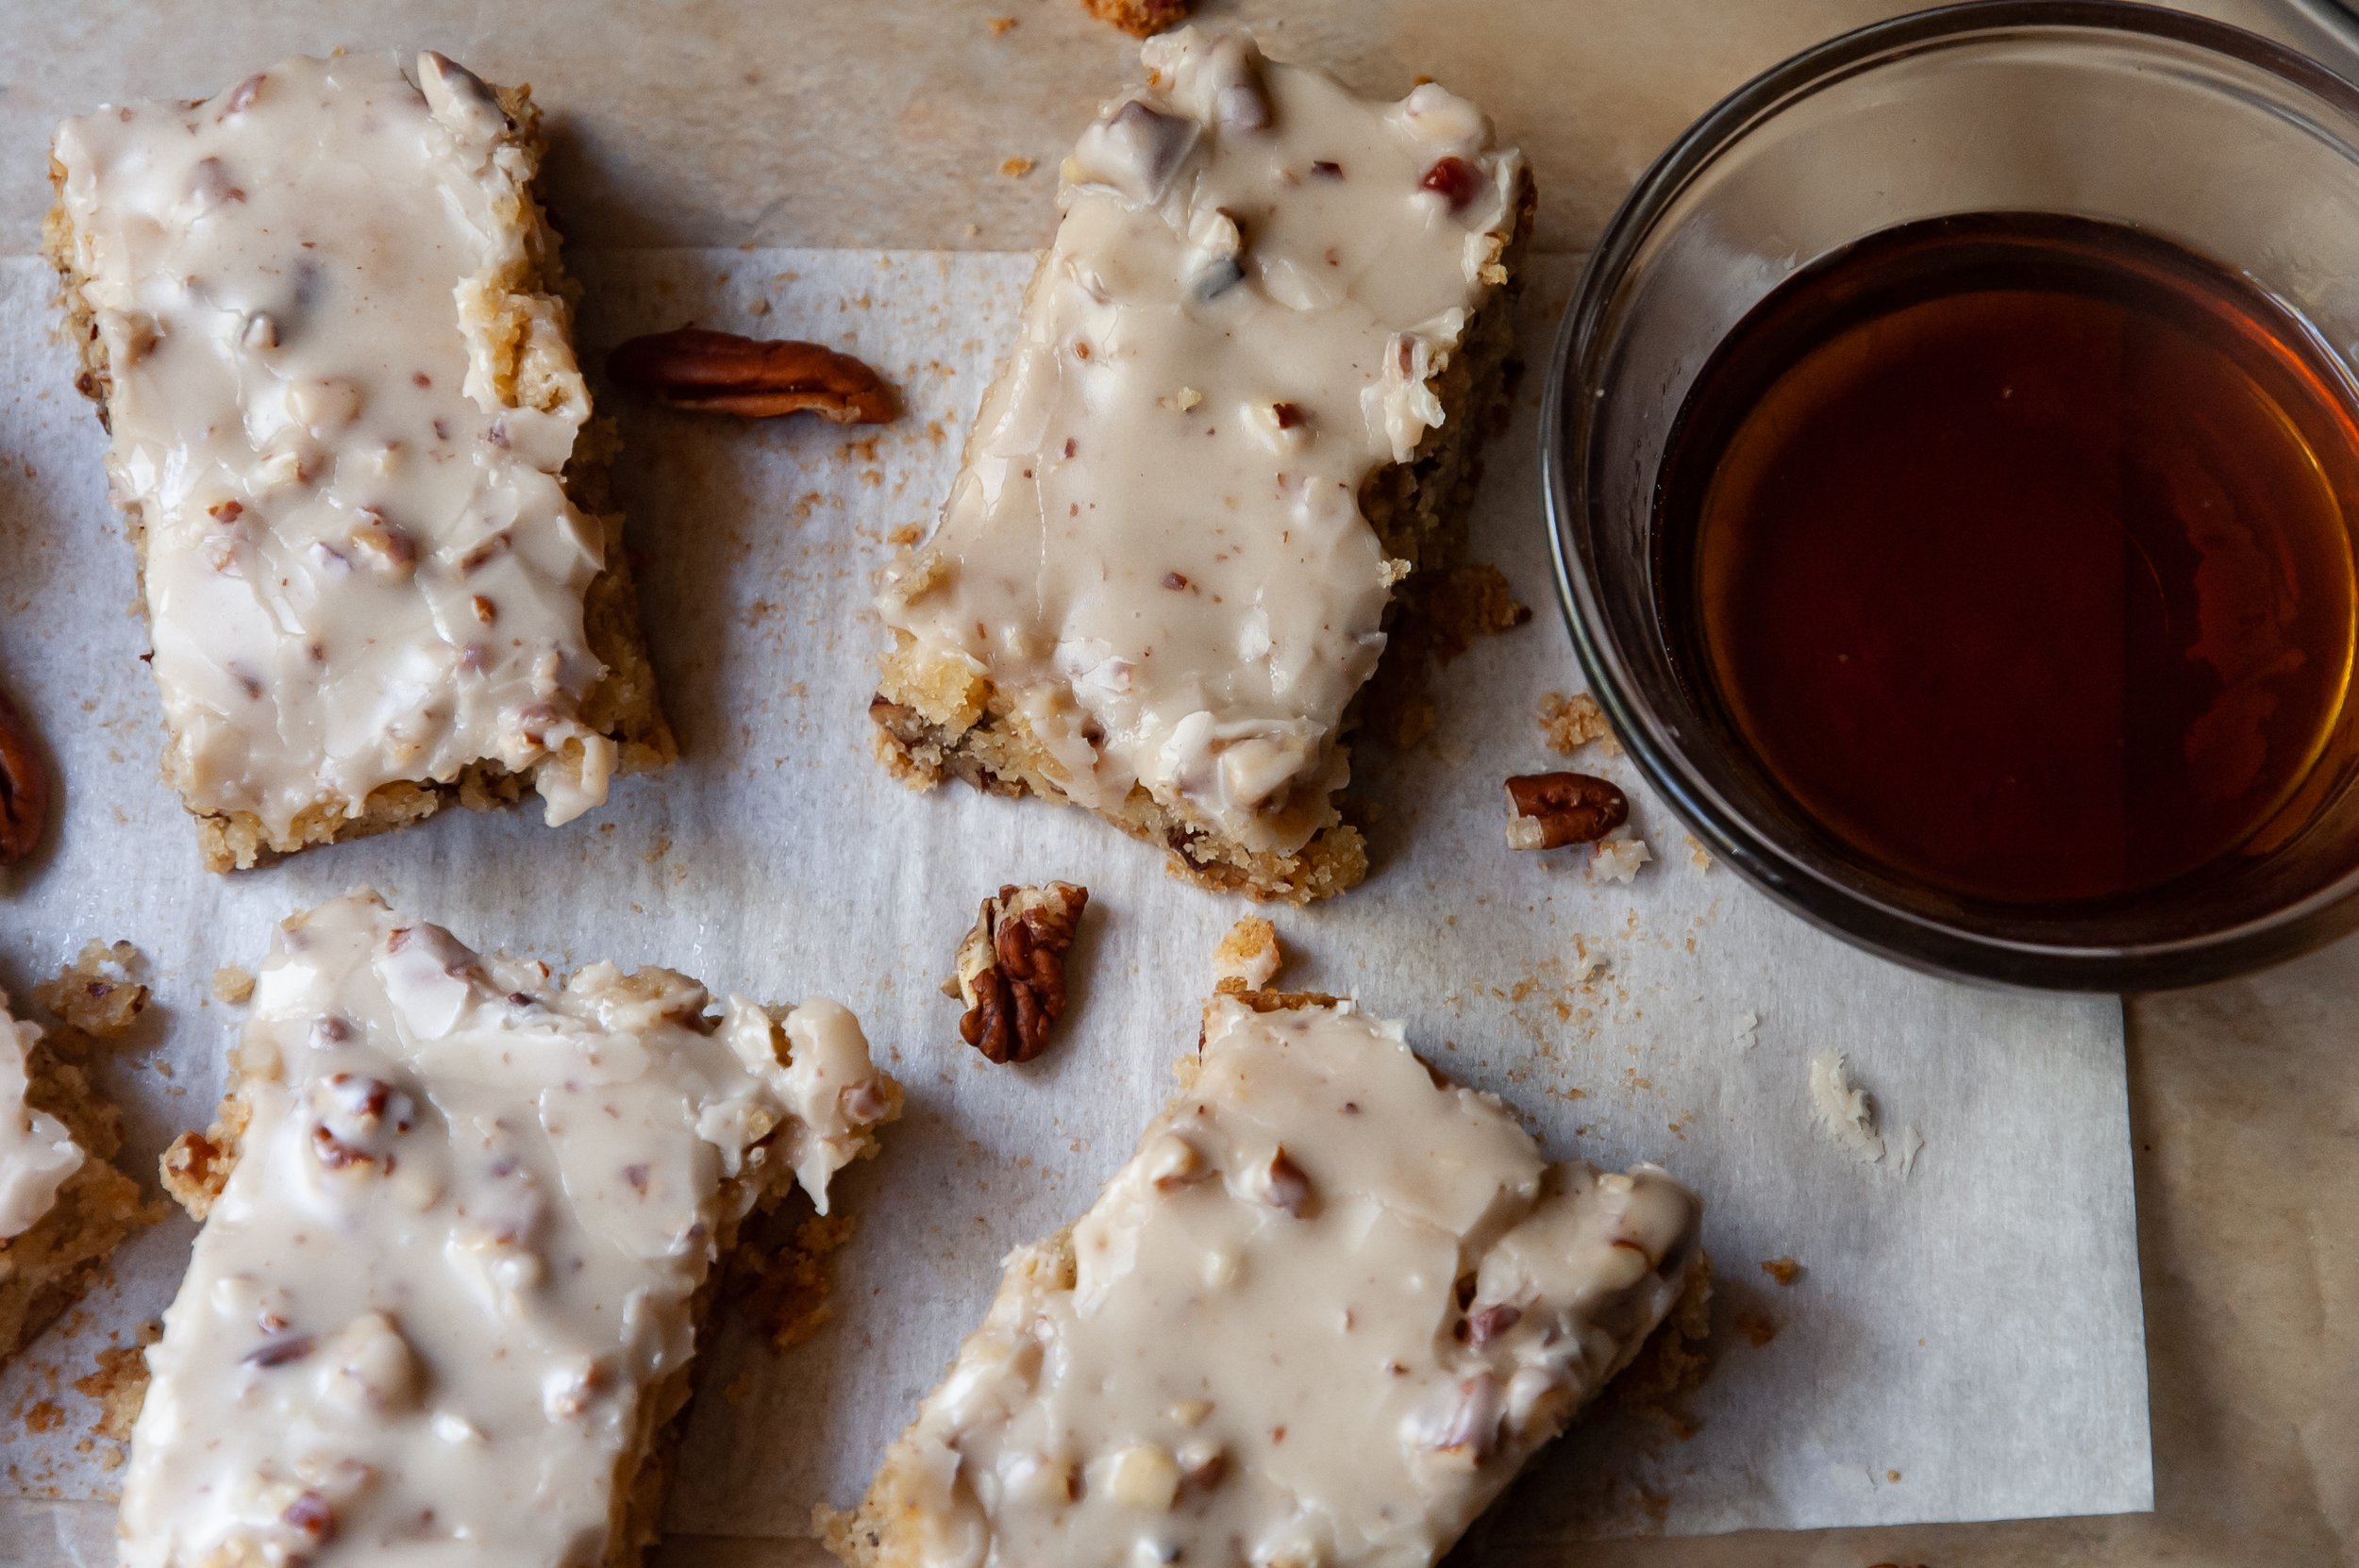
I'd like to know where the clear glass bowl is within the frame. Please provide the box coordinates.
[1543,0,2359,989]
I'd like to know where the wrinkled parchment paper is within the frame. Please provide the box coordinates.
[0,250,2149,1562]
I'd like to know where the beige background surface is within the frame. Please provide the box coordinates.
[0,2,2353,1565]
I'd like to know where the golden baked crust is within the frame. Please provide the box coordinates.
[871,173,1537,905]
[43,75,674,874]
[1,1009,156,1367]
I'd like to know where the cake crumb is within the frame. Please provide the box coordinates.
[1808,1051,1885,1163]
[209,965,256,1006]
[1591,835,1652,884]
[1732,1010,1759,1050]
[986,14,1018,33]
[1000,157,1036,178]
[1760,1256,1802,1286]
[75,1332,158,1443]
[1733,1309,1777,1348]
[35,941,148,1039]
[1212,917,1283,994]
[1683,833,1714,871]
[1080,0,1193,37]
[1539,690,1616,756]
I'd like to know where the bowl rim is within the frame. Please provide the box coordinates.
[1541,0,2359,992]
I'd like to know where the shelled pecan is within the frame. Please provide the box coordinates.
[954,882,1090,1063]
[607,327,897,424]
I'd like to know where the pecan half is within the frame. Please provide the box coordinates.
[1504,771,1628,851]
[0,687,50,865]
[607,327,897,424]
[955,882,1089,1063]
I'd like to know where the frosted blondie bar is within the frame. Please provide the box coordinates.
[828,993,1699,1568]
[872,27,1534,901]
[123,892,900,1568]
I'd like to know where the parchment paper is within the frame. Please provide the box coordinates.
[0,248,2149,1562]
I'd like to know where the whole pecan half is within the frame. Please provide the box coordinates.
[1504,771,1628,851]
[955,882,1089,1063]
[607,327,897,424]
[0,687,50,865]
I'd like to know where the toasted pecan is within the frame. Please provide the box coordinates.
[955,882,1089,1063]
[607,327,897,424]
[0,686,50,865]
[1504,771,1629,851]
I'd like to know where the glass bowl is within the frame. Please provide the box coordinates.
[1543,0,2359,989]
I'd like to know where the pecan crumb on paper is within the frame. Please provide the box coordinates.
[210,965,256,1006]
[36,941,149,1039]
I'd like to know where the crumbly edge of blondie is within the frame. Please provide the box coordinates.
[0,1025,155,1367]
[42,75,674,874]
[152,970,898,1568]
[869,171,1537,905]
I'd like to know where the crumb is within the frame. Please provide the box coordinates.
[1808,1052,1884,1163]
[746,296,772,317]
[731,1211,858,1349]
[1591,835,1651,883]
[1421,562,1529,662]
[35,941,148,1039]
[1571,944,1608,987]
[1886,1469,1903,1484]
[887,524,924,547]
[209,965,255,1006]
[1683,832,1713,871]
[962,222,982,241]
[1732,1309,1777,1348]
[75,1333,157,1442]
[987,14,1018,32]
[1761,1256,1802,1286]
[1539,690,1616,756]
[999,157,1036,178]
[1212,917,1282,994]
[1080,0,1193,37]
[1732,1009,1759,1050]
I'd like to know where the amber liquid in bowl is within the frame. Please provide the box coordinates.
[1656,213,2359,906]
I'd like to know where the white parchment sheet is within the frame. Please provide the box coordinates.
[0,249,2149,1562]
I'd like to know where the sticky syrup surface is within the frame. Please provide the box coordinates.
[1658,214,2359,905]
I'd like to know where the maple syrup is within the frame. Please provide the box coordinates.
[1657,214,2359,906]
